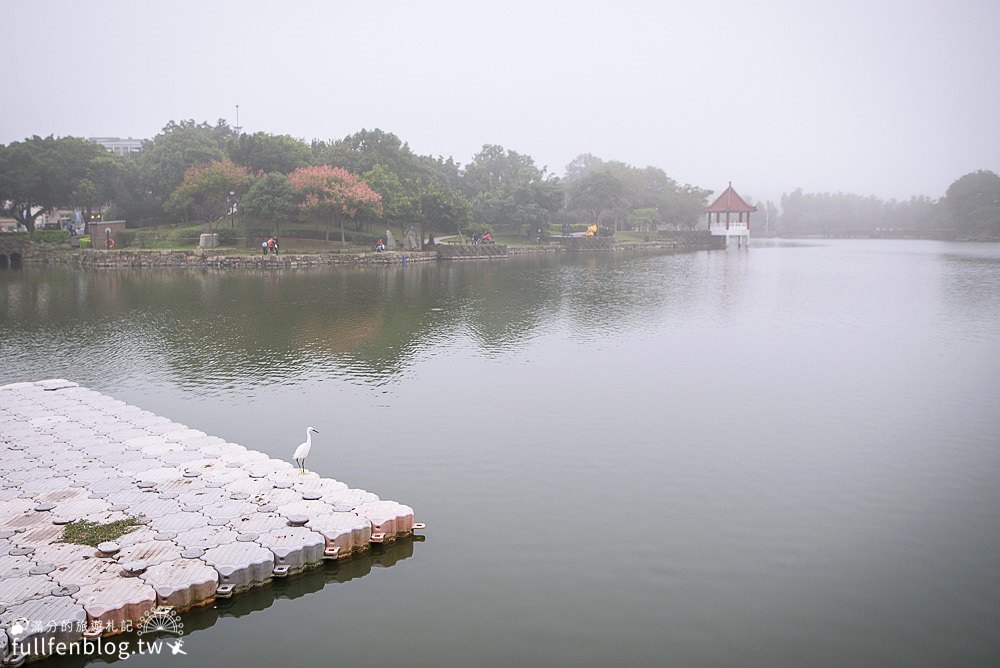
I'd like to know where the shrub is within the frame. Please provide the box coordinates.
[79,236,92,249]
[29,229,70,243]
[217,228,238,246]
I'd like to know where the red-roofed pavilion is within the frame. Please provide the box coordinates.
[705,182,756,247]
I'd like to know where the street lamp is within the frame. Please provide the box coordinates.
[227,191,236,229]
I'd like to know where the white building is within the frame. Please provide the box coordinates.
[88,137,143,157]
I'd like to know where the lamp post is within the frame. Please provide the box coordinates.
[227,191,236,229]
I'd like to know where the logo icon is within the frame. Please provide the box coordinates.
[136,607,184,637]
[166,639,188,655]
[9,618,28,636]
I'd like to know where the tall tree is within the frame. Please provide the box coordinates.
[418,180,472,245]
[0,135,120,231]
[363,164,420,237]
[139,120,233,213]
[227,132,311,174]
[462,144,561,234]
[567,171,624,232]
[313,129,418,177]
[945,170,1000,238]
[288,165,382,243]
[239,172,299,236]
[166,158,253,231]
[562,154,709,230]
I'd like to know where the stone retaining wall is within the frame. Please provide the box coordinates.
[435,244,509,260]
[16,233,723,271]
[508,246,562,255]
[26,249,439,269]
[556,237,614,251]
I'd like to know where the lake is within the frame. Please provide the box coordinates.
[2,239,999,667]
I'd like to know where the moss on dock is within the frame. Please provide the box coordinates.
[60,517,143,546]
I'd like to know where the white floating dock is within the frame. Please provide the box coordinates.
[0,380,419,663]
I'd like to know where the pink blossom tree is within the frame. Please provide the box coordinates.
[288,165,382,244]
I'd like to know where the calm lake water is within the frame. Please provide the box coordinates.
[2,239,999,667]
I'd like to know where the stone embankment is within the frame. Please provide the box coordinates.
[25,249,439,269]
[14,230,723,269]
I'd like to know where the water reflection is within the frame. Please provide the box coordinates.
[1,255,717,388]
[42,539,416,668]
[4,242,1000,667]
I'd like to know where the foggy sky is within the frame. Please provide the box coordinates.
[3,0,999,204]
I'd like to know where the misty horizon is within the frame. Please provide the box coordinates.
[3,1,999,205]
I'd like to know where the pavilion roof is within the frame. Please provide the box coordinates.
[704,183,757,213]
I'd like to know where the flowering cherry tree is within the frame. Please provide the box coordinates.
[288,165,382,243]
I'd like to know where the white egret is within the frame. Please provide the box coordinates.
[293,426,319,474]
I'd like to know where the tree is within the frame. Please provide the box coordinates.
[629,207,658,233]
[418,180,472,245]
[665,183,713,230]
[567,171,624,232]
[461,144,562,235]
[564,153,606,182]
[104,158,161,226]
[166,158,253,231]
[288,165,382,243]
[227,132,311,174]
[313,128,418,177]
[775,189,943,237]
[239,172,299,236]
[0,135,121,231]
[72,153,125,221]
[562,154,710,230]
[138,120,233,216]
[363,164,421,237]
[945,170,1000,238]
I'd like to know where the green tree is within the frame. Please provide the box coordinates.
[0,135,120,231]
[72,153,125,221]
[363,164,421,237]
[166,158,253,231]
[227,132,311,174]
[629,207,658,233]
[562,154,709,230]
[418,180,472,245]
[313,128,418,177]
[567,171,624,232]
[665,183,714,230]
[462,144,562,235]
[138,120,233,216]
[239,172,299,236]
[104,158,161,226]
[945,170,1000,238]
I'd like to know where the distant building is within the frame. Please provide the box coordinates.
[36,208,94,233]
[89,137,144,157]
[89,220,126,249]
